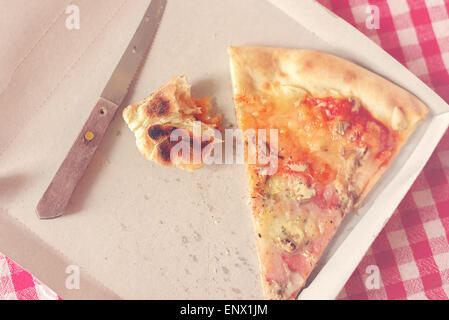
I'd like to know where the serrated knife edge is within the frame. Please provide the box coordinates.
[36,0,167,219]
[101,0,167,106]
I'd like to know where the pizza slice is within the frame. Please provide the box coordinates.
[123,76,221,170]
[228,46,428,299]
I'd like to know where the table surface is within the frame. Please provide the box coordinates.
[1,0,449,300]
[318,0,449,300]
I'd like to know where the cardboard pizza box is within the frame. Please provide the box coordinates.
[0,0,448,299]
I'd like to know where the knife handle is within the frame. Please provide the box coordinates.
[36,98,119,219]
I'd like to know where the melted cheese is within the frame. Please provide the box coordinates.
[236,83,396,186]
[257,207,307,251]
[266,174,315,201]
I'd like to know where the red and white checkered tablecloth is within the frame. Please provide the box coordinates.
[0,0,448,300]
[316,0,449,300]
[0,253,58,300]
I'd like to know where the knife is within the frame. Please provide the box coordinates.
[36,0,167,219]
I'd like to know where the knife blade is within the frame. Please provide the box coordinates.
[36,0,167,219]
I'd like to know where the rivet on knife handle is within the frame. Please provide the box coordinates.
[36,98,119,219]
[35,0,167,219]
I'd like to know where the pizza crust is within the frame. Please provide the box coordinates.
[228,46,428,142]
[123,76,221,171]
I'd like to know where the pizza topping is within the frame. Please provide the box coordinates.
[279,229,302,253]
[265,270,304,300]
[257,200,338,259]
[192,97,222,128]
[287,162,308,172]
[334,181,359,212]
[259,210,304,251]
[291,178,316,201]
[391,106,407,131]
[266,281,285,299]
[304,217,320,238]
[266,175,315,201]
[238,89,398,185]
[335,120,350,136]
[349,97,361,113]
[278,225,300,252]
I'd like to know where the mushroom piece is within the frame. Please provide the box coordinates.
[335,120,350,136]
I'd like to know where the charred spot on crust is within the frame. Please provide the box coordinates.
[303,60,314,70]
[154,129,217,166]
[147,94,171,117]
[344,71,357,83]
[156,139,175,163]
[258,51,276,71]
[148,125,177,141]
[156,137,193,164]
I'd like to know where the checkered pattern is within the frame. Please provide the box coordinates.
[0,253,59,300]
[317,0,449,300]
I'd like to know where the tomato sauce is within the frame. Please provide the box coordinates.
[303,95,397,164]
[236,93,397,186]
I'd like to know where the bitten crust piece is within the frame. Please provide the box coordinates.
[228,46,428,300]
[123,76,221,171]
